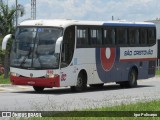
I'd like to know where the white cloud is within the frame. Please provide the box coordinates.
[7,0,160,22]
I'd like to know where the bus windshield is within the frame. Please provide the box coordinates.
[10,27,63,69]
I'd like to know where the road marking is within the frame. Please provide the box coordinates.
[0,86,32,92]
[16,86,32,89]
[0,87,15,92]
[139,77,160,83]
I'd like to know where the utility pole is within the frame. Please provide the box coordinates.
[16,0,18,27]
[112,16,114,21]
[31,0,36,20]
[0,0,2,13]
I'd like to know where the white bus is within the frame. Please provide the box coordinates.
[2,19,157,92]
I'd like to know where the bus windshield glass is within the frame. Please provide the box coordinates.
[10,27,63,69]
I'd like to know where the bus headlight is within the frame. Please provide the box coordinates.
[10,72,20,77]
[46,70,58,78]
[46,74,58,78]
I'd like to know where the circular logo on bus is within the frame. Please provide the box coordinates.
[100,48,116,71]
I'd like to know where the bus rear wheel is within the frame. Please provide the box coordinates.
[71,72,87,92]
[33,86,44,92]
[120,69,137,88]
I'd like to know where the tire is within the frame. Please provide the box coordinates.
[90,83,104,88]
[120,69,137,88]
[33,86,44,92]
[71,72,87,92]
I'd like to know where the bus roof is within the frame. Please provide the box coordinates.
[19,19,156,28]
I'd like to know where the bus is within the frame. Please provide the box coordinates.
[2,19,157,92]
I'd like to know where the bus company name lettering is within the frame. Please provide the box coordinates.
[124,49,153,56]
[61,73,67,81]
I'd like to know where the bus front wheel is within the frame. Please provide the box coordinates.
[90,83,104,88]
[33,86,44,92]
[71,72,87,92]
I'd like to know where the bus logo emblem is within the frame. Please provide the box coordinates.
[100,48,116,71]
[30,73,33,77]
[61,73,67,81]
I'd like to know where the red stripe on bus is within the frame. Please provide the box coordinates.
[120,58,157,62]
[10,75,60,87]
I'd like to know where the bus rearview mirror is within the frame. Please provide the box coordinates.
[2,34,13,50]
[55,37,63,53]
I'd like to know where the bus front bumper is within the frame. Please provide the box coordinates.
[10,75,60,87]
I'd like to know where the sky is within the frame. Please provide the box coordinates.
[6,0,160,23]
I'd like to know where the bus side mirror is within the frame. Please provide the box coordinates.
[2,34,13,50]
[55,37,63,53]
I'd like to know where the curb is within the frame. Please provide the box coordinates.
[0,77,159,87]
[0,84,33,88]
[0,84,12,87]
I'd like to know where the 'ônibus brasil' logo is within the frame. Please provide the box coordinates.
[100,48,116,71]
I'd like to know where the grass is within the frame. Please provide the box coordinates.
[156,70,160,76]
[15,100,160,120]
[0,74,10,84]
[12,117,159,120]
[97,100,160,111]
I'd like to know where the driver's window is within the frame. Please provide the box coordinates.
[61,26,75,68]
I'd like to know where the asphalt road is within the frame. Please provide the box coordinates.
[0,76,160,111]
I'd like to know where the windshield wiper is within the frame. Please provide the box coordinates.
[20,48,32,67]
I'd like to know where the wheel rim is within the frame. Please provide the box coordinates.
[77,77,83,87]
[131,71,136,85]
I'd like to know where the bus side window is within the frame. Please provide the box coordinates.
[103,28,115,45]
[97,28,102,45]
[116,28,127,45]
[77,28,88,47]
[90,29,97,45]
[90,28,102,45]
[148,28,156,45]
[129,28,139,45]
[140,28,147,45]
[111,29,115,44]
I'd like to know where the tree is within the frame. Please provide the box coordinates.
[0,2,25,35]
[0,2,25,78]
